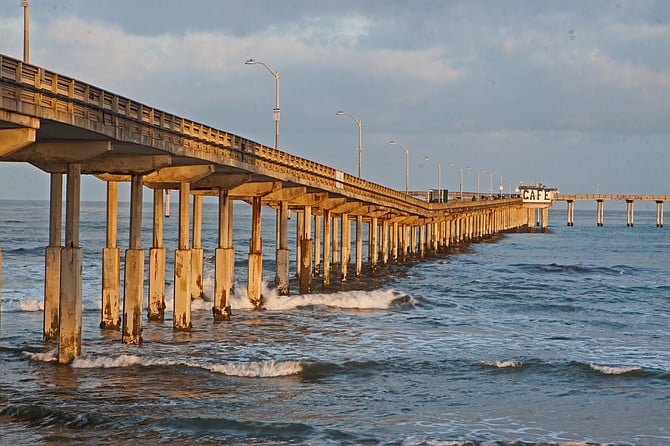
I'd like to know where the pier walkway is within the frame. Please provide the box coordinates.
[1,54,541,363]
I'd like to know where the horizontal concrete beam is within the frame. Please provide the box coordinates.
[228,181,282,198]
[143,164,215,188]
[192,173,251,190]
[83,154,172,175]
[4,140,112,164]
[0,127,37,158]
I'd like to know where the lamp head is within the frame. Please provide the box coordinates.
[389,140,397,145]
[424,156,430,161]
[336,111,345,116]
[20,0,29,6]
[245,59,257,65]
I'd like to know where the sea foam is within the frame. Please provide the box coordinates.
[589,364,642,375]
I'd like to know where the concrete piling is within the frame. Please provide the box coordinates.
[101,180,120,329]
[656,201,664,228]
[275,201,290,295]
[58,163,82,364]
[322,210,331,288]
[43,173,62,341]
[213,189,233,321]
[148,189,166,321]
[121,175,144,345]
[174,182,192,330]
[355,215,363,276]
[191,195,205,299]
[247,196,263,308]
[341,213,351,282]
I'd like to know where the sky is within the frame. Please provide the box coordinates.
[1,0,669,201]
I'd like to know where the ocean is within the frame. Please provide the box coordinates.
[0,199,668,445]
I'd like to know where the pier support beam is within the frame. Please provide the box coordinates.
[626,200,635,227]
[332,216,340,274]
[355,215,363,276]
[58,163,82,364]
[122,175,144,345]
[314,214,321,277]
[148,189,166,321]
[174,182,192,330]
[370,217,378,274]
[247,197,263,308]
[299,205,313,294]
[323,210,331,288]
[656,201,665,228]
[381,220,389,265]
[275,201,289,295]
[213,189,233,321]
[596,199,604,226]
[341,214,350,282]
[567,200,575,226]
[191,195,204,299]
[43,173,62,342]
[101,180,120,329]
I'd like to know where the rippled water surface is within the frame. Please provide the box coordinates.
[1,200,669,445]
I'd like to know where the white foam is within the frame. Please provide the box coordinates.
[262,288,407,311]
[1,298,44,312]
[207,360,303,377]
[66,353,303,377]
[486,360,523,368]
[21,349,58,362]
[590,364,642,375]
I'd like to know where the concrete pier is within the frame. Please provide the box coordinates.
[121,175,144,345]
[191,195,205,299]
[566,200,575,226]
[247,196,263,307]
[626,200,634,227]
[58,163,82,364]
[299,205,313,293]
[322,210,332,287]
[275,201,290,295]
[174,182,192,330]
[657,201,665,228]
[355,215,363,277]
[341,213,351,281]
[100,180,120,329]
[213,189,233,321]
[596,199,604,226]
[43,173,62,341]
[148,189,166,321]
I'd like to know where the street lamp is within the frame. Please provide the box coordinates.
[336,111,363,178]
[448,163,469,199]
[474,169,488,196]
[424,156,442,203]
[388,140,409,196]
[245,58,280,151]
[488,170,495,197]
[20,0,29,63]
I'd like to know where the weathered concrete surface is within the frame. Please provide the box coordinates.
[122,248,144,344]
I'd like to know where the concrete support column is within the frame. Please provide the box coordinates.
[332,215,340,274]
[370,217,378,273]
[148,189,166,321]
[58,163,82,364]
[626,200,635,227]
[122,175,144,345]
[101,181,120,330]
[432,222,439,253]
[596,199,604,226]
[44,173,62,342]
[391,222,398,262]
[174,182,192,330]
[567,200,574,226]
[247,197,263,307]
[314,214,321,276]
[541,207,549,232]
[355,215,363,276]
[419,224,425,258]
[296,211,304,279]
[323,210,331,288]
[299,205,313,294]
[402,225,410,260]
[275,201,289,295]
[213,189,233,321]
[341,214,350,281]
[191,195,204,299]
[381,220,389,265]
[656,201,664,228]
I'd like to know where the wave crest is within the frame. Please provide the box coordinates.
[590,364,642,375]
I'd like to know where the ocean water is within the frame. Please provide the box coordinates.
[0,199,668,445]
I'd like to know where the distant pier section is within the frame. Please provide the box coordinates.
[555,194,667,227]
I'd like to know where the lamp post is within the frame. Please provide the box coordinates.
[424,156,442,203]
[245,59,280,151]
[488,171,495,197]
[388,141,409,196]
[474,169,488,196]
[20,0,29,63]
[448,163,469,199]
[336,111,362,178]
